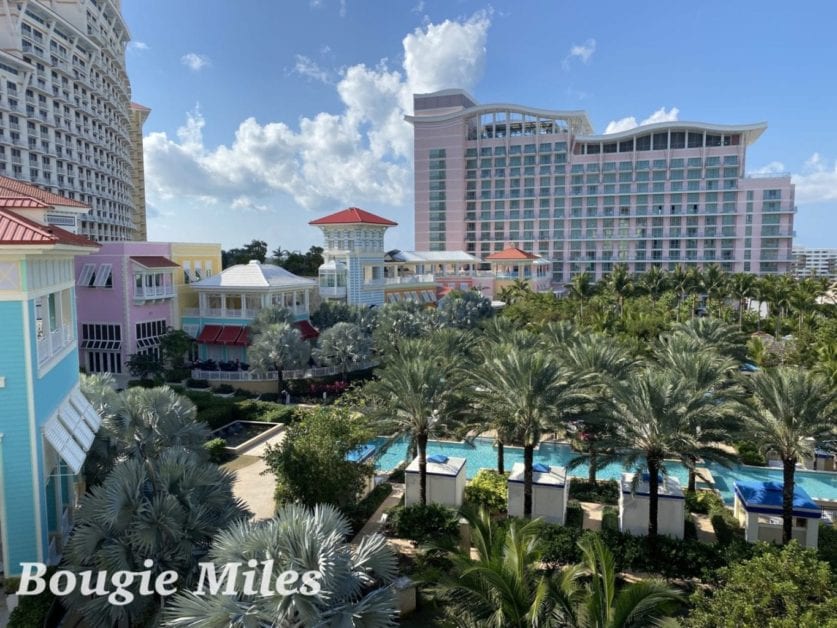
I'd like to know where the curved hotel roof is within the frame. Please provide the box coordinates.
[576,120,768,147]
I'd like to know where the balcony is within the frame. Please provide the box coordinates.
[364,273,435,287]
[133,285,175,302]
[37,324,74,365]
[320,286,347,298]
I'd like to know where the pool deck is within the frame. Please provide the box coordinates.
[224,427,287,520]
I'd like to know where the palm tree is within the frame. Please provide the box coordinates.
[80,378,210,486]
[670,265,691,322]
[555,334,642,483]
[762,274,794,337]
[62,449,250,628]
[566,271,596,320]
[164,504,398,627]
[601,367,736,538]
[370,338,464,504]
[638,266,669,303]
[438,508,682,627]
[669,317,747,361]
[702,264,728,318]
[728,272,756,329]
[604,264,633,317]
[248,321,311,395]
[472,346,590,517]
[687,266,706,319]
[740,368,837,543]
[497,278,533,305]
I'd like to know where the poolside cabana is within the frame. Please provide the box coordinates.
[347,443,379,499]
[405,455,466,507]
[507,462,569,523]
[619,473,685,539]
[733,480,822,548]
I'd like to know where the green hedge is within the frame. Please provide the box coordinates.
[182,391,302,429]
[464,469,508,514]
[344,483,394,535]
[601,505,619,532]
[817,523,837,571]
[569,479,619,505]
[204,438,227,464]
[387,503,459,546]
[565,500,584,529]
[8,568,57,627]
[736,440,766,466]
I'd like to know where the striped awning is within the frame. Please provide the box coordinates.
[42,387,102,475]
[196,324,223,344]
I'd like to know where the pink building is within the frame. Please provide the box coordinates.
[75,242,179,379]
[407,90,795,285]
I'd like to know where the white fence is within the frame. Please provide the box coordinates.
[191,360,378,382]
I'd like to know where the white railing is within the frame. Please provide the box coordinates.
[320,286,347,298]
[183,308,200,317]
[134,286,175,300]
[38,324,74,364]
[366,273,434,287]
[191,360,378,382]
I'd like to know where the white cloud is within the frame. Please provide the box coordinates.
[128,41,149,52]
[792,153,837,203]
[339,0,347,17]
[293,54,332,84]
[603,106,680,134]
[749,161,786,176]
[144,12,492,214]
[412,0,426,13]
[562,38,596,70]
[181,52,211,71]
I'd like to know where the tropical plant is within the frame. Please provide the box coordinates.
[437,508,682,628]
[669,317,747,361]
[80,379,210,486]
[163,504,398,627]
[701,264,728,317]
[368,337,464,504]
[248,305,295,337]
[125,351,165,381]
[496,278,532,305]
[472,345,590,517]
[313,321,373,376]
[371,300,433,355]
[263,406,374,507]
[435,289,493,329]
[600,367,737,538]
[740,367,837,543]
[248,322,311,395]
[62,449,249,628]
[159,327,195,369]
[728,272,756,329]
[566,271,596,319]
[637,265,669,303]
[603,264,633,317]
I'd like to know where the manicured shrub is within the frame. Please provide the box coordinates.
[259,392,279,402]
[736,440,766,466]
[234,388,257,398]
[388,503,459,545]
[185,377,210,389]
[464,469,508,514]
[387,462,406,483]
[684,515,698,540]
[569,478,619,505]
[214,384,235,394]
[816,523,837,571]
[601,505,619,532]
[343,483,394,535]
[565,500,584,529]
[165,367,190,383]
[198,405,233,430]
[540,524,583,565]
[686,490,724,514]
[127,378,157,388]
[8,569,56,628]
[3,577,20,594]
[204,438,227,464]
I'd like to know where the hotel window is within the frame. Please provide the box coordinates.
[687,133,703,148]
[93,263,112,287]
[635,135,651,151]
[77,263,95,286]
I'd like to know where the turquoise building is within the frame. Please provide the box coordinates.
[0,179,101,576]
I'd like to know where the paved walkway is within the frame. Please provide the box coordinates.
[225,428,287,520]
[352,483,404,544]
[580,501,604,531]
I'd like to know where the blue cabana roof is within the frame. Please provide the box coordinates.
[734,480,821,518]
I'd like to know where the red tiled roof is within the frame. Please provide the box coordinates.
[130,102,151,112]
[0,191,50,209]
[0,209,98,248]
[485,246,539,261]
[0,175,89,209]
[130,256,180,269]
[309,207,397,226]
[196,324,223,344]
[294,320,320,340]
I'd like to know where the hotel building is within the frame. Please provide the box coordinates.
[0,0,145,241]
[793,247,837,280]
[408,90,795,285]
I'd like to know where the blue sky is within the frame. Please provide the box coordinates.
[123,0,837,253]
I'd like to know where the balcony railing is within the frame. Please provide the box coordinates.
[364,273,435,287]
[134,286,175,301]
[319,286,347,298]
[37,324,74,364]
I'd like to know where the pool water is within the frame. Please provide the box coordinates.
[370,436,837,506]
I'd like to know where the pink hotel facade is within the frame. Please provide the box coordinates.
[408,90,795,284]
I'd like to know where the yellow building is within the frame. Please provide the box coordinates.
[168,242,223,325]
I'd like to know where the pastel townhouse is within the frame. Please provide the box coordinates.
[75,242,179,382]
[182,260,318,372]
[0,178,102,575]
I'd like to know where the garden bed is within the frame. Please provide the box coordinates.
[209,420,285,455]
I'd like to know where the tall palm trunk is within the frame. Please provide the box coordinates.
[417,432,428,505]
[496,439,505,475]
[686,454,698,493]
[782,457,795,544]
[738,297,745,329]
[588,448,597,484]
[523,444,534,518]
[647,457,660,540]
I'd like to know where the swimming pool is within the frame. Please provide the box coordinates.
[370,436,837,506]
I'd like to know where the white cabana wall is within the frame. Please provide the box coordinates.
[733,480,821,548]
[619,473,685,539]
[507,462,569,523]
[405,456,466,507]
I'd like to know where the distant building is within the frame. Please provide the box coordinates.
[407,89,796,285]
[793,247,837,279]
[0,177,101,574]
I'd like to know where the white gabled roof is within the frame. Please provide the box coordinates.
[192,260,316,290]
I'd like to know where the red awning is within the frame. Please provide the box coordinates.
[294,320,319,340]
[216,326,243,345]
[233,327,250,346]
[196,324,223,344]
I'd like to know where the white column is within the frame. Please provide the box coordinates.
[220,294,226,317]
[304,289,310,313]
